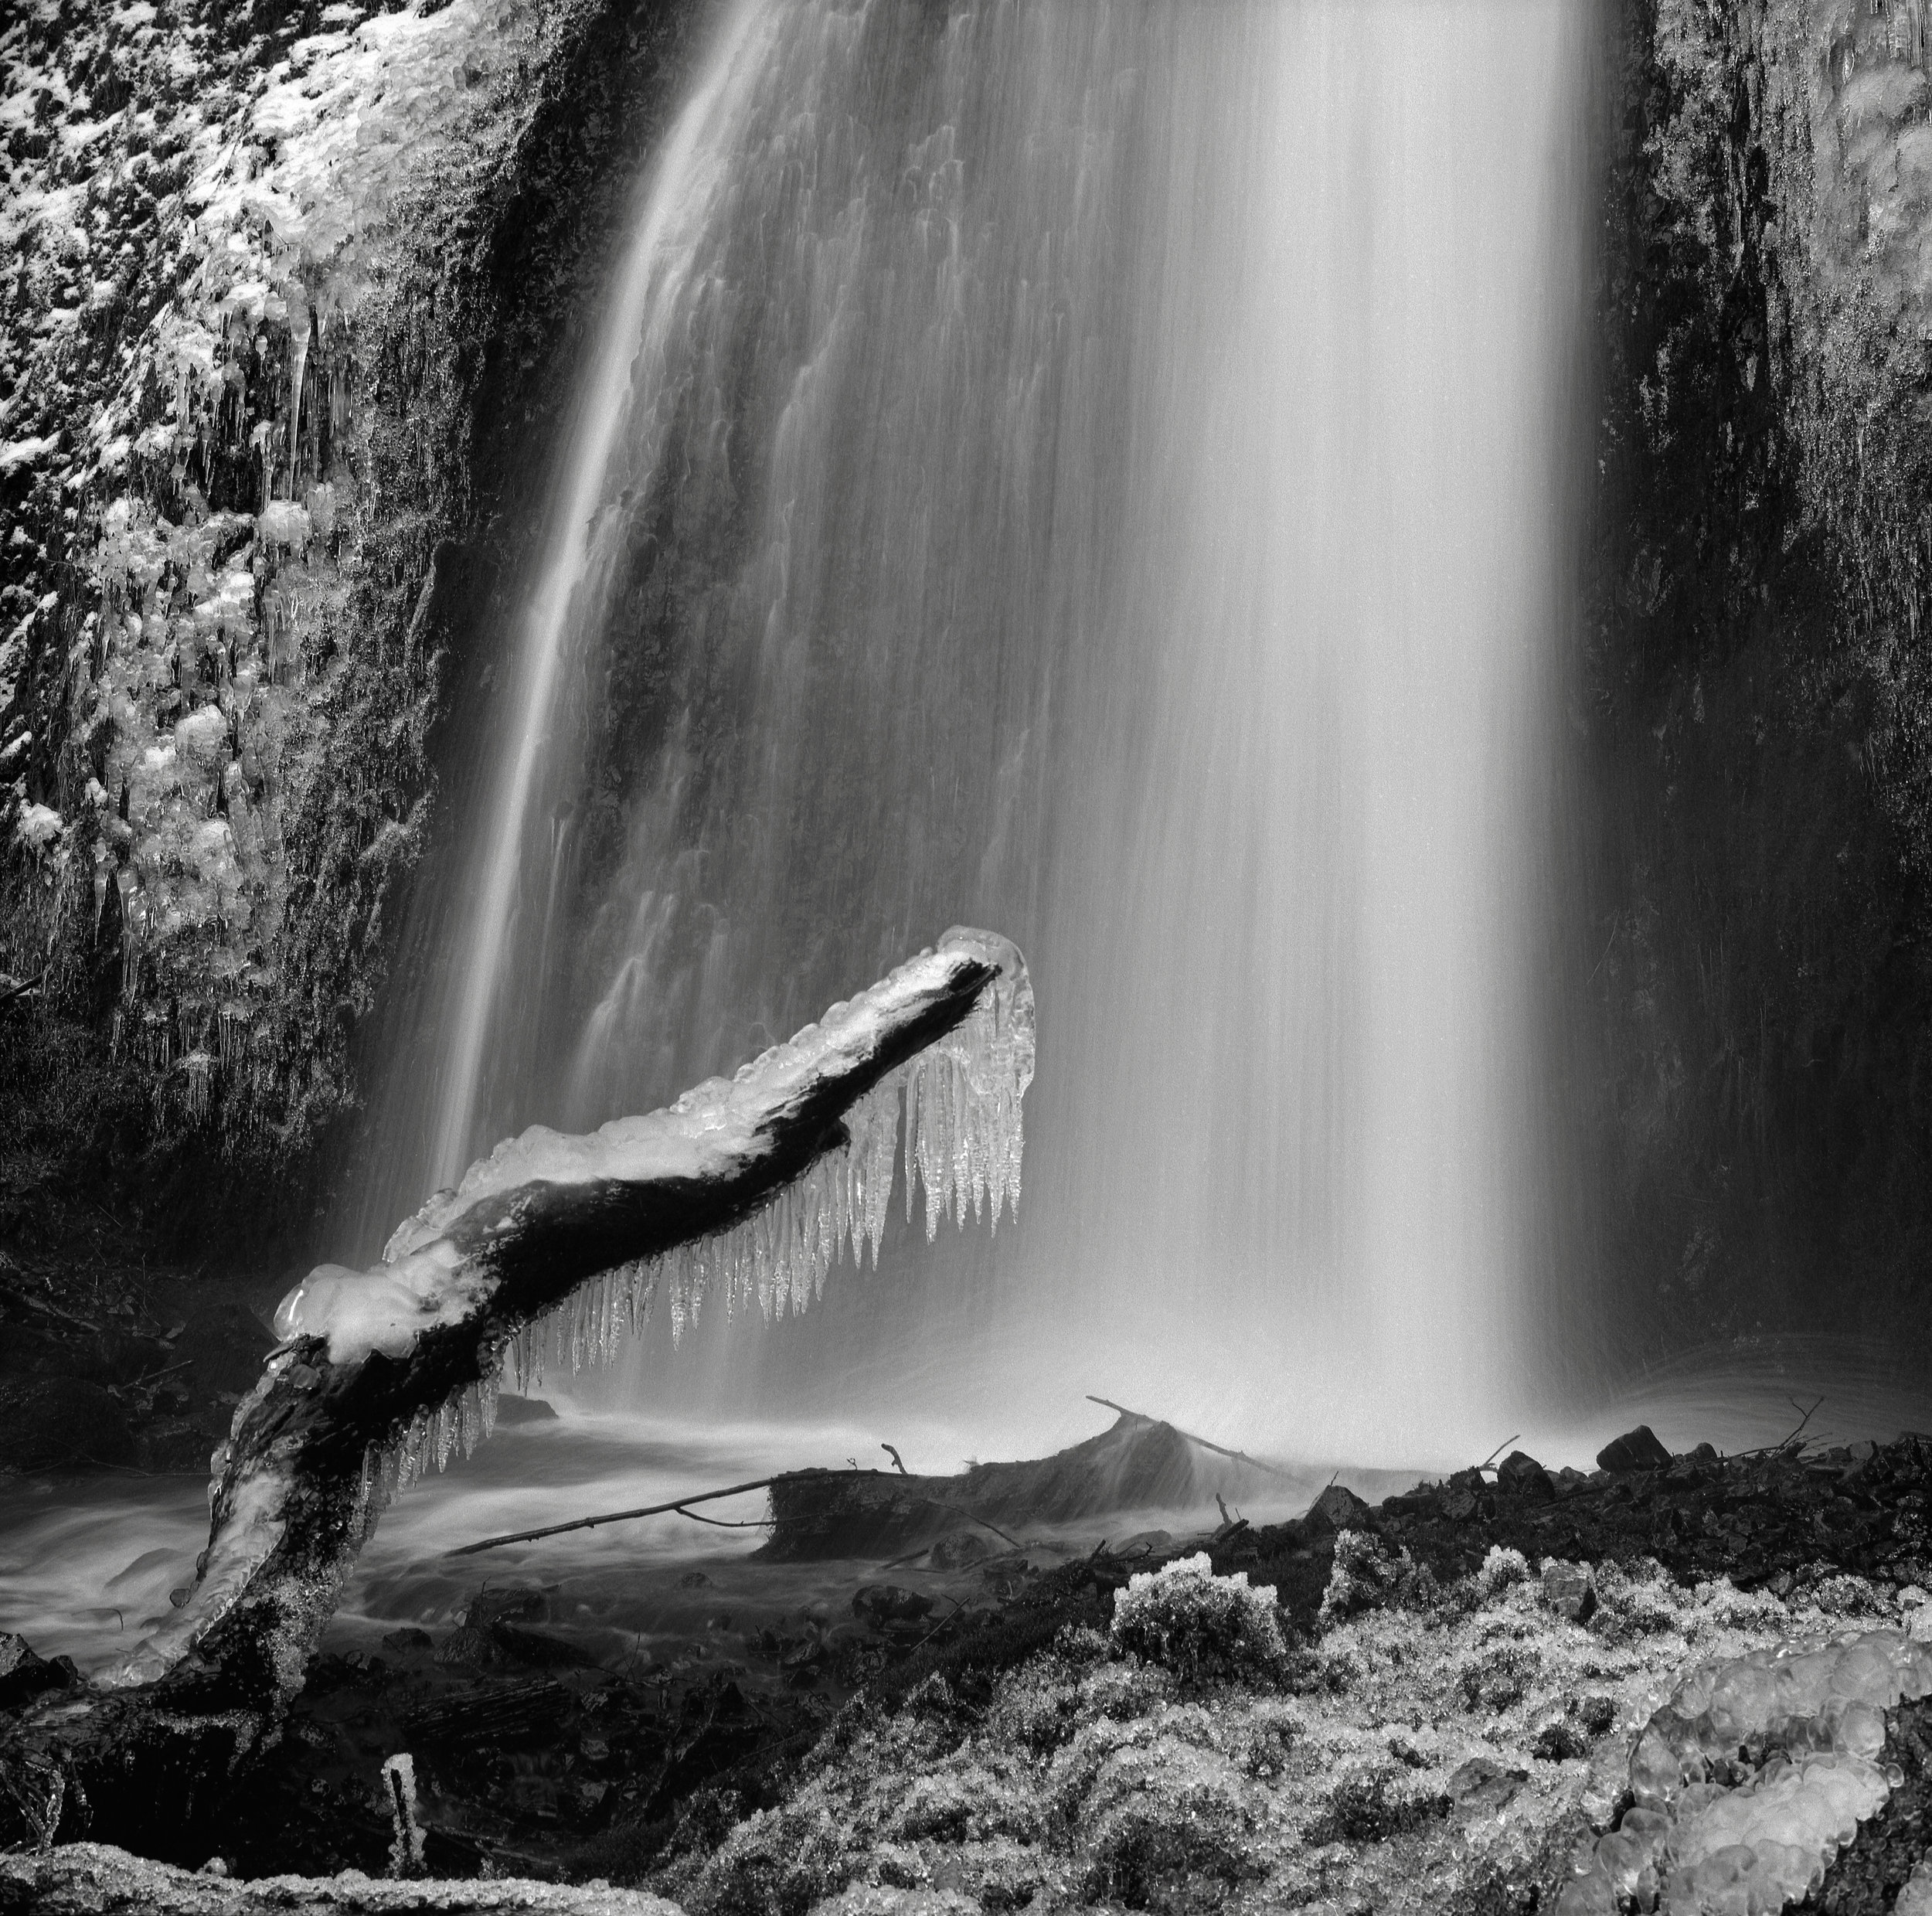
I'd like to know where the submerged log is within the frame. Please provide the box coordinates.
[758,1410,1263,1561]
[0,929,1030,1854]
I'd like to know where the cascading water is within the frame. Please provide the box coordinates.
[357,0,1594,1465]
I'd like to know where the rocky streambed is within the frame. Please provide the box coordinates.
[11,1421,1932,1914]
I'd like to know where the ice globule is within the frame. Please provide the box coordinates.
[1560,1627,1932,1916]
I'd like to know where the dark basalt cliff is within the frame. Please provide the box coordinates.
[1584,0,1932,1357]
[2,0,1931,1370]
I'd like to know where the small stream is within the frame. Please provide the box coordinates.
[6,1339,1928,1683]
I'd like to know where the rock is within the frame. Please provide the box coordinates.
[1447,1756,1528,1813]
[853,1584,937,1628]
[1541,1560,1598,1624]
[928,1530,992,1569]
[0,1632,80,1711]
[1301,1484,1375,1537]
[1497,1450,1556,1500]
[1596,1425,1673,1472]
[0,1377,136,1470]
[495,1394,559,1426]
[0,1840,686,1911]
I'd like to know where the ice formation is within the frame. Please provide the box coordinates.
[382,1751,425,1877]
[110,933,1029,1694]
[280,928,1030,1517]
[1560,1628,1932,1914]
[3,0,552,1132]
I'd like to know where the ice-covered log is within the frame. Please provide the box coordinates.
[105,926,1031,1704]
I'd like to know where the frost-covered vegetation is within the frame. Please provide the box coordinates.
[632,1547,1932,1916]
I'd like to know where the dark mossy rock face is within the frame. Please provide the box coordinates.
[1578,0,1932,1363]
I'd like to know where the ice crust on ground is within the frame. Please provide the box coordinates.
[656,1547,1932,1916]
[275,931,1031,1503]
[1560,1626,1932,1914]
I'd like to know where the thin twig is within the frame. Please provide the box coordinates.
[675,1507,774,1530]
[1478,1434,1522,1473]
[450,1469,879,1556]
[904,1593,965,1656]
[1729,1396,1828,1461]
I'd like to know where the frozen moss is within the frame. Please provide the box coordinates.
[1111,1552,1290,1689]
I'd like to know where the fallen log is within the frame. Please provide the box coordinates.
[757,1409,1271,1561]
[0,928,1031,1857]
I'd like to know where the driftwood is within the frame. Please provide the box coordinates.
[757,1409,1272,1562]
[447,1472,855,1556]
[0,929,1029,1856]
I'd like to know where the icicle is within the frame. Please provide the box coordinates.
[342,973,1030,1496]
[456,1382,483,1459]
[287,308,311,493]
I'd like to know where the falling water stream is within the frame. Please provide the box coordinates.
[355,0,1597,1467]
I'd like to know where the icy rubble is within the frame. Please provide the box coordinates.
[1560,1628,1932,1914]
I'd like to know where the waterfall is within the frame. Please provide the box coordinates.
[361,0,1591,1465]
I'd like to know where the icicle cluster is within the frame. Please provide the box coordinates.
[355,959,1032,1504]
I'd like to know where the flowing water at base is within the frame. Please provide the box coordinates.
[9,1339,1932,1677]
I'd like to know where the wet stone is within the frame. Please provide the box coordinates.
[1498,1449,1556,1501]
[1303,1484,1376,1537]
[1597,1424,1674,1473]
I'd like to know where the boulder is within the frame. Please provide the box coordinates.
[493,1394,559,1425]
[1596,1424,1673,1473]
[852,1584,936,1628]
[0,1633,80,1712]
[1496,1450,1556,1501]
[1301,1484,1375,1537]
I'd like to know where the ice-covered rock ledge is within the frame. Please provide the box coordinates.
[2,0,702,1169]
[2,0,562,1131]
